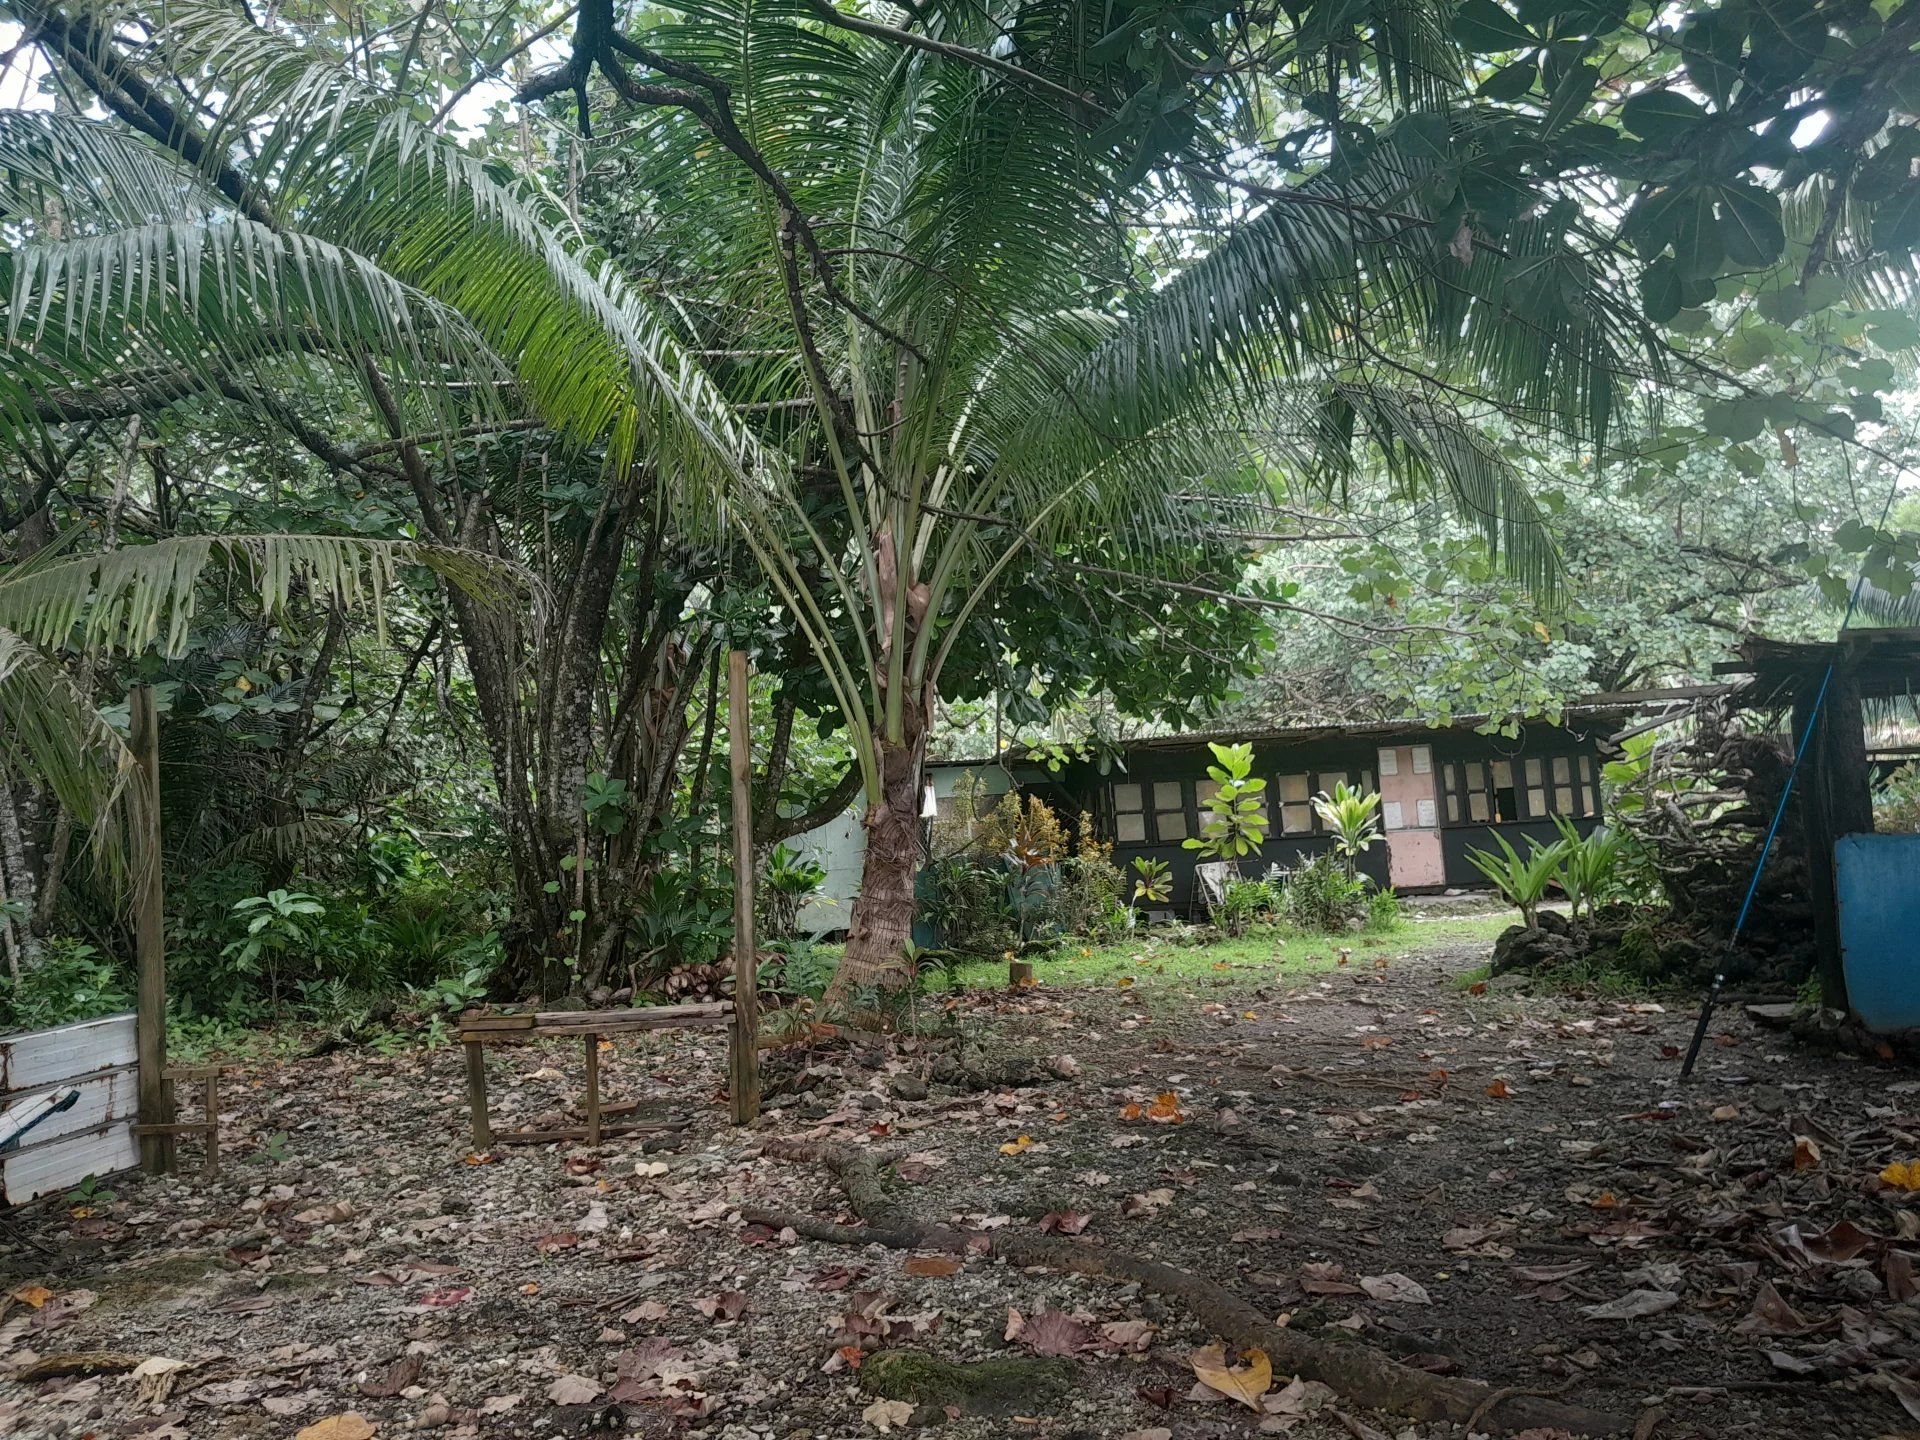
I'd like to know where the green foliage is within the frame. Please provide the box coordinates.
[762,842,829,941]
[1275,853,1373,933]
[1185,743,1269,860]
[1549,815,1625,922]
[1130,857,1172,909]
[1464,831,1568,928]
[1876,763,1920,835]
[0,938,131,1030]
[625,866,733,974]
[1213,877,1278,937]
[1365,886,1405,933]
[1312,782,1383,879]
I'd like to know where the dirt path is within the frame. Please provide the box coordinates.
[4,932,1916,1439]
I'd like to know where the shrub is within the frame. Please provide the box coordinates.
[0,938,132,1030]
[1057,813,1123,937]
[1275,852,1372,932]
[1464,831,1568,928]
[1364,886,1404,932]
[1876,762,1920,834]
[763,842,829,940]
[1213,877,1277,937]
[1312,782,1383,880]
[1185,742,1268,861]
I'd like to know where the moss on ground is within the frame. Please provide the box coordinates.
[858,1350,1075,1416]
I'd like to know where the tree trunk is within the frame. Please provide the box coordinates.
[832,707,927,996]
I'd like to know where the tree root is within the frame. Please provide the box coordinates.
[744,1140,1630,1438]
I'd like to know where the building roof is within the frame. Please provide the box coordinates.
[1715,627,1920,707]
[928,690,1705,770]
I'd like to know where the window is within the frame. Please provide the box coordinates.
[1152,780,1190,841]
[1440,759,1522,825]
[1275,773,1313,835]
[1524,757,1547,818]
[1111,782,1147,843]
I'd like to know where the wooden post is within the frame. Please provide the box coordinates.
[129,686,173,1174]
[1796,669,1872,1014]
[463,1040,491,1152]
[583,1033,602,1145]
[727,649,760,1124]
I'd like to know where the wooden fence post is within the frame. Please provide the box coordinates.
[129,685,173,1174]
[727,649,760,1124]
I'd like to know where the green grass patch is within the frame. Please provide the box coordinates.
[948,913,1513,991]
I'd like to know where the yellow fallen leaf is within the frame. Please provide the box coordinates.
[1146,1091,1187,1123]
[1882,1160,1920,1191]
[1794,1135,1822,1172]
[1190,1344,1272,1409]
[9,1285,53,1309]
[999,1135,1033,1156]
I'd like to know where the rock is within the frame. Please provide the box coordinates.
[858,1351,1074,1419]
[1491,924,1582,975]
[1537,909,1572,937]
[887,1076,930,1102]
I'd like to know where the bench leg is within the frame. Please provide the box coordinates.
[464,1040,491,1152]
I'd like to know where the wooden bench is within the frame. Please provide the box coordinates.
[130,1063,230,1176]
[458,1002,737,1149]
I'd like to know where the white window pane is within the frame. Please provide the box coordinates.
[1416,798,1437,827]
[1579,755,1594,784]
[1525,758,1543,784]
[1113,782,1142,812]
[1377,748,1399,776]
[1492,761,1513,788]
[1154,781,1184,809]
[1556,786,1574,813]
[1116,813,1147,842]
[1360,769,1375,792]
[1528,787,1546,814]
[1156,810,1189,840]
[1281,803,1313,835]
[1279,773,1310,802]
[1382,800,1405,830]
[1469,793,1490,822]
[1411,745,1432,775]
[1197,780,1220,806]
[1552,756,1572,784]
[1465,761,1485,789]
[1446,794,1461,823]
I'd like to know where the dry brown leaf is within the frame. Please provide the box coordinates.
[1793,1135,1822,1172]
[1485,1078,1513,1099]
[8,1285,53,1309]
[547,1375,603,1406]
[1189,1344,1272,1410]
[294,1416,377,1440]
[903,1256,961,1277]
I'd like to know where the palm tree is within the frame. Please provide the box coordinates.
[534,0,1652,991]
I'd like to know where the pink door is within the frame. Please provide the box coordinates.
[1376,745,1445,890]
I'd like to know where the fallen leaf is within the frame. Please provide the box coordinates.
[1038,1210,1092,1235]
[1484,1079,1512,1099]
[862,1398,913,1432]
[999,1135,1033,1156]
[1359,1273,1431,1305]
[1146,1091,1188,1123]
[1793,1135,1822,1172]
[547,1374,603,1406]
[9,1285,54,1309]
[1883,1160,1920,1192]
[1737,1282,1812,1336]
[358,1355,423,1398]
[294,1416,376,1440]
[1006,1305,1096,1356]
[903,1256,961,1278]
[418,1286,471,1308]
[692,1291,747,1321]
[1579,1289,1679,1320]
[1101,1318,1157,1352]
[1190,1344,1272,1410]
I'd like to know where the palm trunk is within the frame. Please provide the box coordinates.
[832,710,927,996]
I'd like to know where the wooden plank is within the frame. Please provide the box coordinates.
[728,648,761,1126]
[490,1120,687,1146]
[2,1122,138,1205]
[527,1002,733,1030]
[129,685,173,1175]
[0,1066,135,1150]
[1,1014,135,1094]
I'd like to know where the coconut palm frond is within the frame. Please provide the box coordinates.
[0,536,528,659]
[0,627,145,889]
